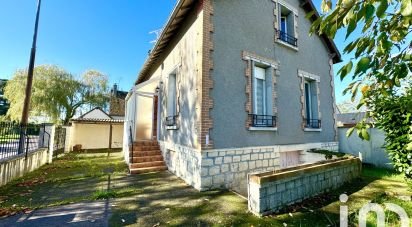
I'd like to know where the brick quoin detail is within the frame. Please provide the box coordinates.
[201,0,214,150]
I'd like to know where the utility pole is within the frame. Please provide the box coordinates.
[19,0,42,154]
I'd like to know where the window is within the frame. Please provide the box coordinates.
[304,80,320,129]
[166,73,177,127]
[251,64,276,128]
[274,1,298,47]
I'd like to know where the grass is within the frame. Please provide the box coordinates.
[0,149,129,216]
[109,166,412,227]
[0,150,410,226]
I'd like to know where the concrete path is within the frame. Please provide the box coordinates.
[0,200,112,227]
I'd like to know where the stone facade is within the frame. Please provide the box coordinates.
[248,157,361,216]
[159,141,202,189]
[159,140,339,195]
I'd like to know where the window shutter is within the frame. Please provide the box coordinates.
[273,2,279,31]
[294,13,299,39]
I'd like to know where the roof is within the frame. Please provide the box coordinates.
[136,0,196,85]
[77,107,112,120]
[337,112,374,127]
[135,0,342,85]
[71,118,124,123]
[300,0,342,63]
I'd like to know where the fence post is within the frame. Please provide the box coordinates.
[48,125,56,164]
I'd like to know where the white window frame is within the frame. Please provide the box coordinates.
[253,65,267,115]
[280,16,288,34]
[298,70,321,132]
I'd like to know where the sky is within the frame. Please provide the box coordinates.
[0,0,353,103]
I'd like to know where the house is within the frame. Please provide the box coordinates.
[124,0,342,194]
[109,84,128,120]
[68,107,124,150]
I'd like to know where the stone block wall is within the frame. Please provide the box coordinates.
[248,157,361,216]
[200,147,281,195]
[159,141,202,189]
[159,141,340,196]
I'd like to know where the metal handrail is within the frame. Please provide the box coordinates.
[275,29,298,47]
[129,126,133,164]
[249,114,277,127]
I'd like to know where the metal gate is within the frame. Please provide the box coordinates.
[53,126,66,158]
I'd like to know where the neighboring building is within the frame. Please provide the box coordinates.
[68,107,124,150]
[124,0,342,194]
[109,84,128,120]
[336,112,373,127]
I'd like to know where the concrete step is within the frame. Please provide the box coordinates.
[129,150,161,157]
[130,155,163,163]
[129,146,160,152]
[133,141,158,147]
[130,161,166,169]
[130,166,168,174]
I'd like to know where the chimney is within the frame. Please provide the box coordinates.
[113,84,118,97]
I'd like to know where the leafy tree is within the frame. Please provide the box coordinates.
[0,79,10,116]
[4,65,109,124]
[312,0,412,177]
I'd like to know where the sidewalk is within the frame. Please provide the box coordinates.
[0,201,111,227]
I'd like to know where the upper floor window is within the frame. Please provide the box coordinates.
[274,1,298,48]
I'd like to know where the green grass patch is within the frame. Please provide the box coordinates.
[308,148,350,159]
[92,189,118,200]
[0,149,129,214]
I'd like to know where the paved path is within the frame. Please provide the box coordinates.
[0,201,112,227]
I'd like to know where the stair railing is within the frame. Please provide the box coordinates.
[129,126,133,165]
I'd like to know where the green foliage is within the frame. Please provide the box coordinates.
[367,89,412,178]
[4,65,109,124]
[313,0,412,178]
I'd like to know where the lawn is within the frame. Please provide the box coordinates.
[0,150,410,226]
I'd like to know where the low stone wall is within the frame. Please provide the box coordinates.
[0,148,49,186]
[159,141,340,196]
[248,157,361,216]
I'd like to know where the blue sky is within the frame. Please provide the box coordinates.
[0,0,352,102]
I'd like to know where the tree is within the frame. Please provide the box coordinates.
[4,65,109,124]
[312,0,412,177]
[0,79,10,116]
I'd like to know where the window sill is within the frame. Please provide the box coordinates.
[166,125,178,130]
[249,127,278,131]
[275,40,298,51]
[304,128,322,132]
